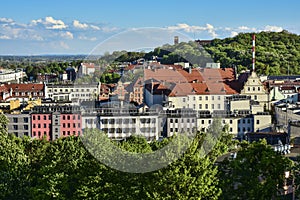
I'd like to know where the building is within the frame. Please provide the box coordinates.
[6,113,31,137]
[78,63,96,77]
[31,105,82,141]
[0,83,45,102]
[0,68,26,83]
[45,82,100,102]
[97,102,160,141]
[239,71,269,110]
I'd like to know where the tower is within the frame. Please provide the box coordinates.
[174,36,179,45]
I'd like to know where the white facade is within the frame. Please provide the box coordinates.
[45,83,100,102]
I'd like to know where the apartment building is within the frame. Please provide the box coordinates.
[6,113,31,137]
[45,82,100,102]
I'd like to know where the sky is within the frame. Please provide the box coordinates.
[0,0,299,55]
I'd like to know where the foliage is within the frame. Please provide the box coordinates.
[218,140,293,199]
[204,30,300,75]
[0,115,297,199]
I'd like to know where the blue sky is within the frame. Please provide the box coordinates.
[0,0,299,55]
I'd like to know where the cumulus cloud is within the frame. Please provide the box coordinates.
[73,20,89,29]
[31,16,67,29]
[263,25,283,32]
[60,31,74,39]
[230,31,239,37]
[167,23,217,38]
[0,17,14,23]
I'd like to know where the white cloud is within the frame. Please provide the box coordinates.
[0,17,14,23]
[60,31,73,39]
[90,25,100,30]
[73,20,89,29]
[230,31,239,37]
[263,25,283,32]
[167,23,217,38]
[78,36,97,41]
[31,16,67,29]
[0,35,11,40]
[238,26,250,31]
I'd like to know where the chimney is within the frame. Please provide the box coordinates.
[252,34,255,71]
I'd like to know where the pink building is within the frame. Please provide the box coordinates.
[60,114,82,137]
[31,113,52,140]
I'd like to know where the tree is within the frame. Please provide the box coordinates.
[218,140,293,199]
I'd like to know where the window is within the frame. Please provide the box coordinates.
[201,120,204,124]
[37,116,40,120]
[63,116,65,120]
[44,124,46,128]
[212,96,214,101]
[63,131,66,135]
[205,104,208,109]
[193,96,196,101]
[38,124,41,128]
[258,87,260,91]
[175,119,178,123]
[193,104,196,109]
[199,96,202,100]
[33,116,36,120]
[208,120,211,124]
[33,124,36,128]
[24,117,28,123]
[78,115,81,120]
[238,128,240,132]
[187,119,190,123]
[242,127,246,132]
[55,128,58,132]
[78,123,80,128]
[170,128,173,132]
[212,104,214,109]
[247,127,251,132]
[183,98,186,102]
[23,125,28,130]
[218,96,221,100]
[43,115,46,120]
[67,115,70,120]
[254,95,257,100]
[13,118,18,123]
[238,120,240,124]
[253,87,255,91]
[230,128,233,132]
[73,123,76,128]
[218,104,221,109]
[67,123,70,128]
[243,119,245,123]
[13,125,18,130]
[256,120,260,124]
[247,119,251,124]
[63,123,65,128]
[73,115,76,120]
[205,96,208,100]
[170,119,173,123]
[199,104,202,109]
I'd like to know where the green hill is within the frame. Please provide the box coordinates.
[203,30,300,75]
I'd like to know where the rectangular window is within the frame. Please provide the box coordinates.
[212,104,214,109]
[218,96,221,100]
[13,125,18,130]
[24,117,28,123]
[199,96,202,101]
[78,123,80,128]
[218,104,221,109]
[183,98,186,102]
[43,115,46,120]
[37,116,40,120]
[229,120,233,124]
[212,96,214,100]
[13,118,18,123]
[205,96,208,100]
[205,104,208,109]
[256,120,260,124]
[199,104,202,109]
[24,125,28,130]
